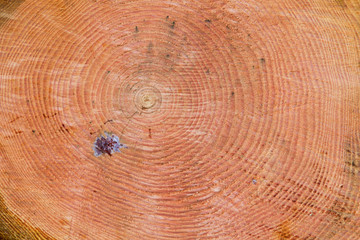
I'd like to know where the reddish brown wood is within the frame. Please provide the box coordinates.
[0,0,359,239]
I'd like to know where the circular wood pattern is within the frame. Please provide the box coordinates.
[0,0,359,239]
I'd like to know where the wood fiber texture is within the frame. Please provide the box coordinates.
[0,0,359,239]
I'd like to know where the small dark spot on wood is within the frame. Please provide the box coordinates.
[170,21,175,29]
[32,130,35,133]
[61,123,70,133]
[206,69,210,74]
[205,19,211,23]
[135,26,138,32]
[107,70,110,74]
[166,16,169,19]
[231,91,234,96]
[351,160,357,167]
[149,128,152,139]
[43,112,57,119]
[260,58,265,63]
[248,34,251,37]
[166,54,170,58]
[9,116,21,123]
[104,119,113,125]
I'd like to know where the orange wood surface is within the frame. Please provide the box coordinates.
[0,0,359,239]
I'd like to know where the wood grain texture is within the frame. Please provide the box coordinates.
[0,0,359,239]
